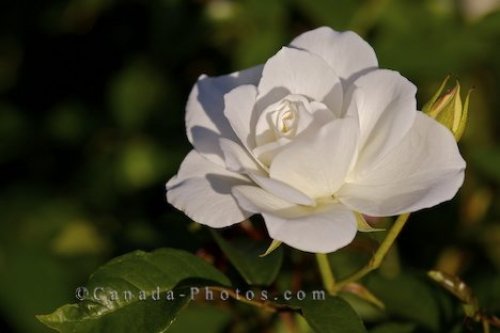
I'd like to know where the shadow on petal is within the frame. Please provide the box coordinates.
[206,173,253,195]
[190,125,226,159]
[187,66,263,164]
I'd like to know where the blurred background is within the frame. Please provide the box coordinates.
[0,0,499,332]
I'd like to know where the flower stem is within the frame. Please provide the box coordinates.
[207,286,291,312]
[315,253,336,295]
[334,213,410,291]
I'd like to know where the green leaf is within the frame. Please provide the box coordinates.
[211,231,283,286]
[366,273,441,332]
[292,295,367,333]
[37,248,230,333]
[167,303,232,333]
[40,296,189,333]
[327,246,373,280]
[339,292,385,322]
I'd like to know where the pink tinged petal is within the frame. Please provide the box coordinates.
[347,69,417,177]
[166,150,252,227]
[220,139,314,206]
[269,117,359,199]
[223,84,258,149]
[262,205,358,253]
[185,65,263,166]
[289,26,378,82]
[257,47,343,115]
[337,112,466,217]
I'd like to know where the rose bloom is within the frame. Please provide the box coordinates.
[166,27,465,253]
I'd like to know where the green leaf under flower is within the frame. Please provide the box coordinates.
[211,231,284,286]
[37,248,230,333]
[290,295,367,333]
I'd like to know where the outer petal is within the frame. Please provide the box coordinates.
[186,65,263,166]
[346,69,417,177]
[270,117,359,199]
[166,150,252,227]
[337,113,466,216]
[223,84,258,149]
[262,205,357,253]
[289,26,378,82]
[257,47,343,115]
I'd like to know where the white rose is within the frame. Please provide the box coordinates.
[166,27,465,253]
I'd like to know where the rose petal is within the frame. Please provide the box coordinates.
[270,117,359,199]
[219,138,262,173]
[262,204,357,253]
[233,185,312,219]
[346,69,417,177]
[254,97,335,148]
[220,139,315,206]
[289,26,378,82]
[252,138,289,167]
[223,84,258,149]
[257,47,343,115]
[250,173,315,206]
[186,65,263,166]
[166,150,252,227]
[337,113,466,216]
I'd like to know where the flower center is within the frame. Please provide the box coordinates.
[252,94,334,167]
[275,99,300,137]
[254,94,312,147]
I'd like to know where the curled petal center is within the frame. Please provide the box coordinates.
[274,100,301,137]
[252,94,336,167]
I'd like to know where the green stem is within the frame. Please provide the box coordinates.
[334,213,410,291]
[315,253,336,295]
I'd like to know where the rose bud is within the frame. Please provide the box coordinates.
[423,76,471,141]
